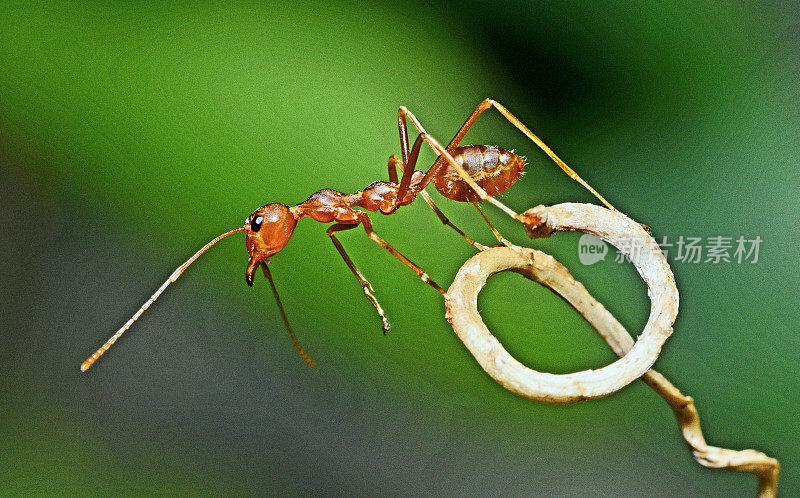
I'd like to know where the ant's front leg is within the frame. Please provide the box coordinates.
[327,223,391,334]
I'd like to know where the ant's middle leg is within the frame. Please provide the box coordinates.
[327,223,391,334]
[357,213,447,296]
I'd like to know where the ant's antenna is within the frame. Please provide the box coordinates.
[81,227,245,372]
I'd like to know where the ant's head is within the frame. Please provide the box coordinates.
[244,203,297,286]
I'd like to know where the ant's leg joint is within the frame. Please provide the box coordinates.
[363,286,390,334]
[360,278,375,293]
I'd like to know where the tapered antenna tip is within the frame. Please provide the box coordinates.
[81,351,100,372]
[79,226,245,373]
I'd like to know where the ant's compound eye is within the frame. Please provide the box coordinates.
[251,216,263,232]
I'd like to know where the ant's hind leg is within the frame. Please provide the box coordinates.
[450,99,616,211]
[327,223,391,334]
[397,106,518,220]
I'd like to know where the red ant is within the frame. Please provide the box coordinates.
[81,99,615,371]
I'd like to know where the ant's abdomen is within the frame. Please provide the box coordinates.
[432,145,526,202]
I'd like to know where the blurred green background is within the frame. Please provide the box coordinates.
[1,1,798,495]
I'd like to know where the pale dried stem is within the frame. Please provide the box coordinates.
[447,203,679,402]
[445,203,779,496]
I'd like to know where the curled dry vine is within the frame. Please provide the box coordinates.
[445,203,779,496]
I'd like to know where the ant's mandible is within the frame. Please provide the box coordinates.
[81,99,616,372]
